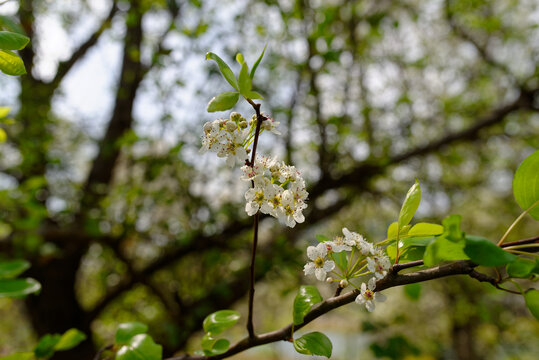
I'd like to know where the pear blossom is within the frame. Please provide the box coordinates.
[328,234,354,253]
[367,250,391,279]
[304,243,335,281]
[200,115,250,167]
[241,155,308,227]
[355,277,386,312]
[342,227,373,255]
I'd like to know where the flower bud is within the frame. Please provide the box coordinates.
[230,112,242,122]
[239,120,248,129]
[226,121,237,132]
[339,279,349,288]
[326,277,334,283]
[203,122,212,133]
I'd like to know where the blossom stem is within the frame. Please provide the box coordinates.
[246,99,264,340]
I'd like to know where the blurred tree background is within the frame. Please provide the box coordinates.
[0,0,538,359]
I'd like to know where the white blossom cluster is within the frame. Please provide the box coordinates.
[200,112,250,167]
[303,228,390,312]
[200,112,307,227]
[241,155,308,228]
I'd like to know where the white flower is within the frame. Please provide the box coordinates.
[367,250,391,279]
[261,115,281,135]
[328,234,354,253]
[342,227,373,255]
[200,115,250,167]
[355,277,386,312]
[304,243,335,281]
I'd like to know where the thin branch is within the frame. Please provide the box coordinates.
[245,100,264,339]
[93,344,113,360]
[444,0,512,76]
[51,0,119,89]
[165,260,484,360]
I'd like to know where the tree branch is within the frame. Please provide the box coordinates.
[50,0,119,90]
[165,260,488,360]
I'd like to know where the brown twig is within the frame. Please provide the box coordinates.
[245,99,265,339]
[93,344,113,360]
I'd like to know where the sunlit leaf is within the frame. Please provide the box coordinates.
[206,92,239,112]
[293,285,322,325]
[398,180,421,228]
[54,328,86,351]
[423,236,469,266]
[464,236,517,267]
[116,334,162,360]
[0,278,41,298]
[205,52,238,90]
[0,50,26,76]
[0,31,30,50]
[513,149,539,220]
[238,62,251,96]
[235,53,244,64]
[250,43,267,79]
[293,332,332,358]
[34,334,61,358]
[506,258,536,278]
[115,322,149,345]
[408,223,443,237]
[524,289,539,320]
[0,259,30,279]
[202,310,240,336]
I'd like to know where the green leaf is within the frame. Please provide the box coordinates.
[116,334,162,360]
[0,278,41,298]
[205,52,239,90]
[423,237,469,267]
[293,285,322,325]
[0,16,26,35]
[235,53,244,64]
[404,283,422,300]
[331,251,348,274]
[464,236,517,267]
[316,234,330,242]
[0,128,5,143]
[507,258,536,278]
[115,322,149,345]
[0,259,30,279]
[387,222,398,239]
[34,334,61,358]
[513,149,539,220]
[0,50,26,76]
[206,92,239,112]
[442,215,464,242]
[293,332,332,358]
[245,90,263,99]
[201,335,229,355]
[250,43,267,79]
[0,106,10,118]
[0,353,34,360]
[0,31,29,50]
[408,223,443,237]
[209,339,229,355]
[201,334,216,352]
[54,329,86,351]
[387,222,411,240]
[202,310,240,336]
[398,180,421,228]
[524,289,539,320]
[238,62,251,96]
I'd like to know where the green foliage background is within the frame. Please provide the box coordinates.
[0,0,538,359]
